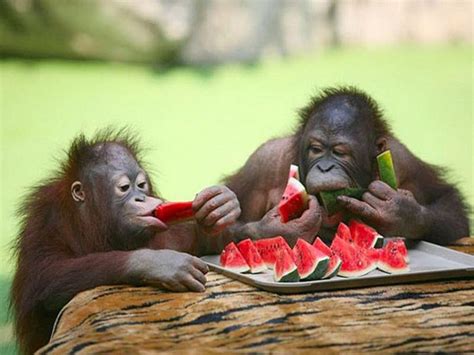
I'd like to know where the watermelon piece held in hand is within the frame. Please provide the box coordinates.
[220,242,250,273]
[289,164,300,180]
[236,239,267,273]
[331,236,377,277]
[378,239,410,273]
[318,187,365,215]
[278,177,309,223]
[349,220,384,249]
[313,237,342,279]
[254,236,293,269]
[293,239,329,280]
[274,248,299,282]
[154,201,194,225]
[377,150,397,189]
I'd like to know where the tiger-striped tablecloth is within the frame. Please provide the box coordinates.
[38,245,474,353]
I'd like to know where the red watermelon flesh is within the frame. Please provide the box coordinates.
[312,237,342,279]
[293,239,329,280]
[336,222,353,243]
[349,220,384,249]
[274,248,300,282]
[378,240,410,273]
[254,236,293,269]
[220,242,250,273]
[236,239,267,273]
[289,164,300,180]
[385,239,409,262]
[278,177,309,223]
[154,201,194,225]
[330,236,377,277]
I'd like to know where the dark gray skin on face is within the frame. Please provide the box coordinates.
[301,97,376,196]
[75,143,166,250]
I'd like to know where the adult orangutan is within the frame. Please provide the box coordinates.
[11,130,241,354]
[224,86,470,245]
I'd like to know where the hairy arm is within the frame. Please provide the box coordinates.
[23,248,208,312]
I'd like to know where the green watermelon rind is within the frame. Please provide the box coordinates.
[372,235,384,249]
[318,188,366,215]
[299,256,330,281]
[377,261,410,274]
[275,265,300,282]
[377,150,397,189]
[323,257,342,279]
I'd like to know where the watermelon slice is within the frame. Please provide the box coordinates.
[236,239,267,273]
[274,248,300,282]
[289,164,300,180]
[254,236,293,269]
[348,220,384,249]
[331,236,377,277]
[386,239,409,262]
[293,239,329,280]
[318,187,366,215]
[278,177,309,223]
[220,242,250,273]
[378,239,409,273]
[336,222,353,243]
[312,237,342,279]
[377,150,397,189]
[154,201,194,225]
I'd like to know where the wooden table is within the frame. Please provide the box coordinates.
[38,245,474,353]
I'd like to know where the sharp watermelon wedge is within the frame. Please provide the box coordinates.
[154,201,194,225]
[278,177,309,223]
[293,239,329,280]
[378,239,410,273]
[330,236,377,277]
[336,222,353,243]
[236,239,267,273]
[349,220,384,249]
[289,164,300,180]
[220,242,250,273]
[312,237,342,279]
[274,248,300,282]
[254,236,293,269]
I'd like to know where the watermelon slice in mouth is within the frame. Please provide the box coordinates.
[154,201,194,225]
[278,177,309,223]
[236,239,267,273]
[293,239,329,281]
[220,242,250,273]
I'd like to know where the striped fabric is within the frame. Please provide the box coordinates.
[38,247,474,353]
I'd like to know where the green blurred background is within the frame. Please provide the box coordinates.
[1,1,473,353]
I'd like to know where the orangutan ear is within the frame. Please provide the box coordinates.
[376,137,387,154]
[71,181,85,202]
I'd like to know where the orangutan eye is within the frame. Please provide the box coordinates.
[137,181,147,189]
[309,146,323,154]
[119,184,130,192]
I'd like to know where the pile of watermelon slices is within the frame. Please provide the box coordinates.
[220,220,410,282]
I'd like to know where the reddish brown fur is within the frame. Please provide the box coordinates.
[9,130,209,354]
[224,87,470,244]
